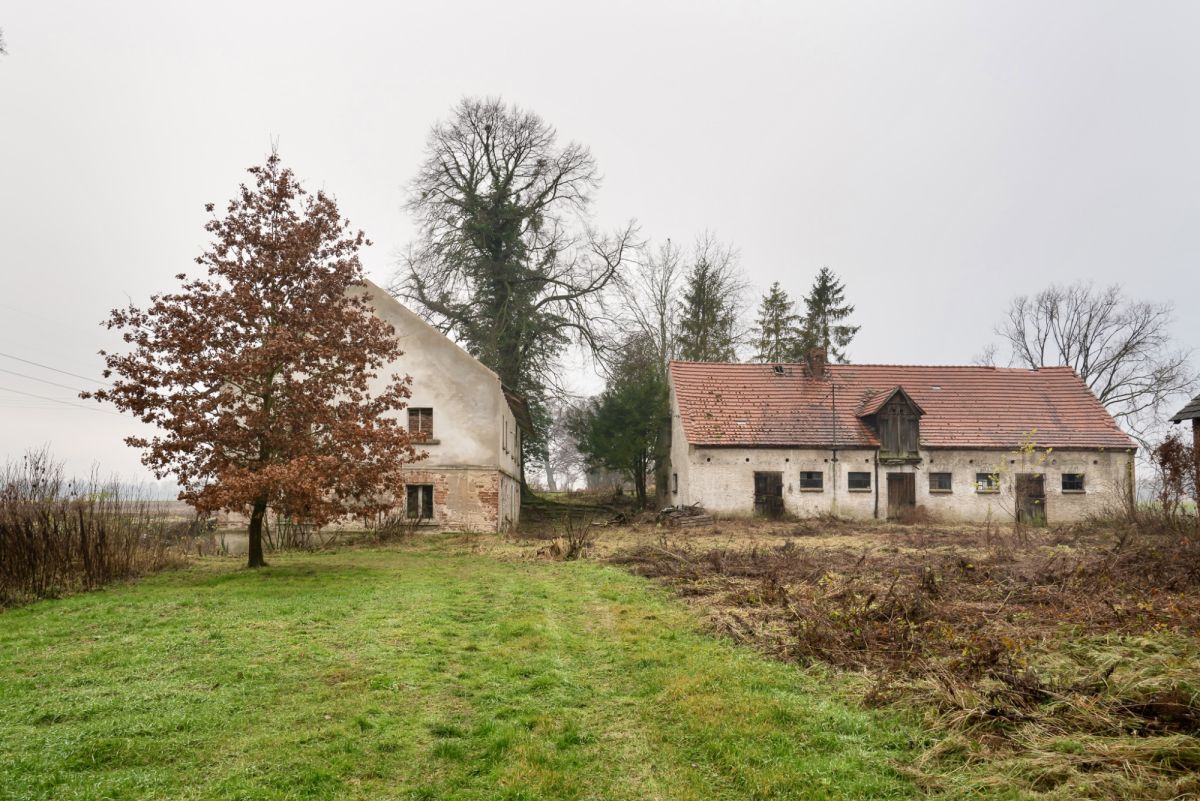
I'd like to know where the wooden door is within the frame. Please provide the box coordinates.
[887,473,915,518]
[1016,473,1047,526]
[754,472,784,518]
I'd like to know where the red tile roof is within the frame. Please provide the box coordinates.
[670,362,1136,451]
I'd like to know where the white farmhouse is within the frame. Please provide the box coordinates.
[358,281,528,532]
[667,352,1136,524]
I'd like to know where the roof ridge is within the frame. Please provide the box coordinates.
[671,360,1078,372]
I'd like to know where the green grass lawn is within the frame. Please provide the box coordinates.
[0,540,927,801]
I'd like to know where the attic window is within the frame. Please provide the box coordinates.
[408,408,433,441]
[773,365,785,376]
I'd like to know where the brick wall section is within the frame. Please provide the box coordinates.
[401,468,508,532]
[472,471,500,531]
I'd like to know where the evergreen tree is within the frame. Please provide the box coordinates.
[751,282,801,363]
[676,237,742,362]
[800,267,860,363]
[568,334,667,508]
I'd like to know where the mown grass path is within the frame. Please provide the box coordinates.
[0,544,921,800]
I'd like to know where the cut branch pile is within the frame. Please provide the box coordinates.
[657,503,714,529]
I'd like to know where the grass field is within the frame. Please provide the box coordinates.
[0,539,924,801]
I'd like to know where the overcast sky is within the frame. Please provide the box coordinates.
[2,0,1198,486]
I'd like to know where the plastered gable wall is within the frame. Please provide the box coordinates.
[667,386,691,506]
[355,282,522,531]
[359,282,506,469]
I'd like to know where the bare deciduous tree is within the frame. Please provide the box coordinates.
[995,282,1197,442]
[393,97,638,474]
[619,238,684,376]
[540,399,587,492]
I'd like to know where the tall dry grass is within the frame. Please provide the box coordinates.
[0,450,187,606]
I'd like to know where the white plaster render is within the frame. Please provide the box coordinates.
[668,386,1133,524]
[356,281,522,531]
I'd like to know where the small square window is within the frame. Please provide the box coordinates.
[406,484,434,519]
[1062,473,1085,492]
[408,407,433,440]
[929,472,952,492]
[847,471,871,491]
[799,471,823,490]
[975,472,998,493]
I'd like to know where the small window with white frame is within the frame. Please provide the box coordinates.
[975,472,999,493]
[1061,473,1085,492]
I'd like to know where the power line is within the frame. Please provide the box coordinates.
[0,351,111,387]
[0,385,124,416]
[0,367,83,393]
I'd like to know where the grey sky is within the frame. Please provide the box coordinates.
[2,0,1198,485]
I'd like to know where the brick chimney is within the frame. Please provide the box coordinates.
[805,345,828,379]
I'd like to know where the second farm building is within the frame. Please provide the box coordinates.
[667,353,1135,524]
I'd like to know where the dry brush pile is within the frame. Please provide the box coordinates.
[613,519,1200,799]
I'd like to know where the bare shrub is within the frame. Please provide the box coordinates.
[561,515,598,560]
[369,511,420,543]
[0,450,183,606]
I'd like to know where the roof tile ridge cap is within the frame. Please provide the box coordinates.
[831,363,1002,369]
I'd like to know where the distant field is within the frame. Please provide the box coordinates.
[0,542,920,801]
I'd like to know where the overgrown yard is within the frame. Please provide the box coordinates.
[582,517,1200,799]
[0,542,921,801]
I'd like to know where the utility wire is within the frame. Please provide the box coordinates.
[0,366,84,393]
[0,351,111,386]
[0,385,123,416]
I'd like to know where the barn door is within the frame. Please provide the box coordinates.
[1016,473,1047,526]
[887,473,915,518]
[754,472,784,518]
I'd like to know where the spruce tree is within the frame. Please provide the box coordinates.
[800,267,860,363]
[677,243,741,362]
[751,282,801,363]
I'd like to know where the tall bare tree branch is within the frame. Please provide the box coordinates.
[995,282,1197,445]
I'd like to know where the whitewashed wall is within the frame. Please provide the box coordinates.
[356,281,522,531]
[668,390,1134,523]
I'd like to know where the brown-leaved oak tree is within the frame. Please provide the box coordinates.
[85,153,421,567]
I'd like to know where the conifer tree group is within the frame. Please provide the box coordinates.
[750,268,859,364]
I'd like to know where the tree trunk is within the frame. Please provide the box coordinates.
[247,496,268,569]
[654,413,671,510]
[634,464,647,510]
[1193,419,1200,529]
[544,458,558,492]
